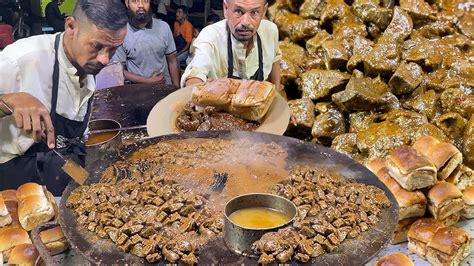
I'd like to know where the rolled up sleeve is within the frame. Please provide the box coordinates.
[180,37,216,87]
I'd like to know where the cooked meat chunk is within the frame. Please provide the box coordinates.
[464,116,474,168]
[413,123,450,143]
[399,0,435,27]
[356,121,410,159]
[353,0,393,29]
[298,69,351,100]
[332,74,396,112]
[254,167,390,263]
[331,133,360,159]
[306,30,332,55]
[274,9,319,42]
[347,36,374,72]
[440,88,472,119]
[389,62,424,95]
[312,104,346,140]
[288,98,316,129]
[435,112,468,148]
[364,7,413,76]
[280,39,307,84]
[299,0,326,19]
[320,39,350,70]
[403,89,441,120]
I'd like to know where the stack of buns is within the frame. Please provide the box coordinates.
[16,183,55,231]
[368,159,428,244]
[39,226,69,255]
[367,134,473,265]
[0,184,68,264]
[407,218,472,265]
[191,78,276,121]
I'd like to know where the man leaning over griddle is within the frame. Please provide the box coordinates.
[0,0,127,195]
[181,0,281,90]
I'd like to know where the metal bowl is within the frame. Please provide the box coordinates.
[85,119,121,166]
[224,193,297,256]
[85,119,121,147]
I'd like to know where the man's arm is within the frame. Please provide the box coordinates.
[123,70,165,84]
[177,41,191,57]
[268,60,280,92]
[166,53,180,87]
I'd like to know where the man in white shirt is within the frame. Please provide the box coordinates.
[181,0,281,89]
[0,0,127,195]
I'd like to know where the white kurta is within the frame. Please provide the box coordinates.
[0,33,95,163]
[180,19,281,87]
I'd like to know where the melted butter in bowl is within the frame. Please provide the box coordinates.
[86,131,119,146]
[229,207,291,229]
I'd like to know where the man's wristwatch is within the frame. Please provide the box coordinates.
[0,96,14,116]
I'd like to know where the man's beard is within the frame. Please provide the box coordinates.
[82,61,105,75]
[128,9,151,25]
[233,25,255,42]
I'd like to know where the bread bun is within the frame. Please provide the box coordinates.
[1,190,17,203]
[407,218,443,258]
[16,183,45,201]
[427,182,464,220]
[39,226,69,255]
[0,227,31,260]
[192,78,240,106]
[375,253,414,266]
[7,243,38,266]
[18,196,55,231]
[386,146,436,191]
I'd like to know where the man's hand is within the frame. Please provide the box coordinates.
[184,77,205,87]
[147,72,165,84]
[2,92,55,148]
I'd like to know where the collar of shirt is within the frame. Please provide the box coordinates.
[129,18,153,31]
[228,26,258,79]
[57,33,95,106]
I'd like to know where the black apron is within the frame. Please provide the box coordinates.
[227,28,264,81]
[0,34,92,196]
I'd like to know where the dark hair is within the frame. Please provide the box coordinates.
[73,0,128,30]
[177,5,188,15]
[206,14,220,24]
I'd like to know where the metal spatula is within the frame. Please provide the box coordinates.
[51,149,89,185]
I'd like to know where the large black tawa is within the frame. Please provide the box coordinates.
[59,131,399,265]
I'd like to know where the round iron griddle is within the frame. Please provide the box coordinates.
[59,131,399,265]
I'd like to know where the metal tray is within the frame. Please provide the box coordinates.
[59,131,399,265]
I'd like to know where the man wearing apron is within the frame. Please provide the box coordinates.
[0,0,127,195]
[180,0,281,87]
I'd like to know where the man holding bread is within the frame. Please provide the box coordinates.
[181,0,281,90]
[0,0,128,195]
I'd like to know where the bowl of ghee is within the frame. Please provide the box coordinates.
[224,193,297,256]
